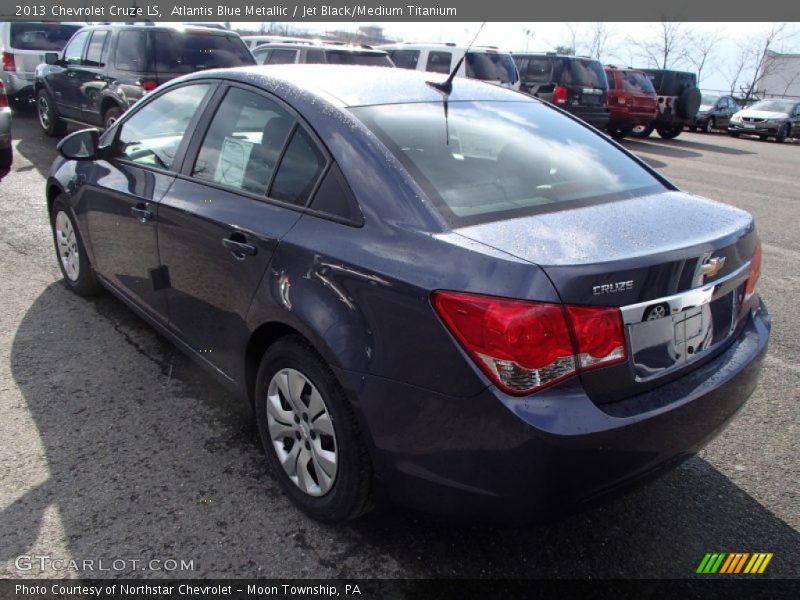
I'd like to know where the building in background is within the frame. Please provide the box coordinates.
[758,51,800,98]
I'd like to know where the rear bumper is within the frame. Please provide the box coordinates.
[607,108,656,131]
[337,301,770,520]
[566,106,610,130]
[0,71,35,97]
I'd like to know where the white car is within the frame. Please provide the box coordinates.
[377,43,520,90]
[728,98,800,142]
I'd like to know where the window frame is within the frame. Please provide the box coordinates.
[83,29,110,68]
[104,80,220,177]
[177,80,361,226]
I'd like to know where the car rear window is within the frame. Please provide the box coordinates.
[9,23,81,51]
[621,71,655,93]
[352,101,665,227]
[465,52,518,83]
[153,30,254,73]
[562,58,607,88]
[323,50,392,67]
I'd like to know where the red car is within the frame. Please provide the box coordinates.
[604,67,658,140]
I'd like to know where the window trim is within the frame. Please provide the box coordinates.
[83,29,110,68]
[62,29,90,65]
[104,80,220,177]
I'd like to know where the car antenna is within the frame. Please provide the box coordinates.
[426,22,486,145]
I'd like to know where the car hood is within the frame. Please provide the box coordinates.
[699,104,715,112]
[736,109,789,119]
[455,190,753,268]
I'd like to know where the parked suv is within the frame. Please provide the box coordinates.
[604,66,657,139]
[253,43,393,67]
[632,69,701,139]
[379,43,520,89]
[34,24,254,136]
[0,21,82,109]
[513,53,610,130]
[688,93,738,133]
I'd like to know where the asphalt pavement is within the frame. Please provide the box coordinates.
[0,113,797,579]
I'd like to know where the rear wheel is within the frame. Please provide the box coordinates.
[103,106,122,130]
[37,89,67,137]
[630,123,654,138]
[656,124,683,139]
[607,127,629,140]
[255,336,372,523]
[50,197,99,296]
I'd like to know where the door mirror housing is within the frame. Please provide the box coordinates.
[57,129,101,160]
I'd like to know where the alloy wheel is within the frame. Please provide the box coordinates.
[55,211,80,281]
[38,95,50,130]
[266,368,338,497]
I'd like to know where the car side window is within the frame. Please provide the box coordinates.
[253,49,268,65]
[270,127,326,206]
[522,58,552,83]
[62,30,89,65]
[426,51,452,74]
[115,30,148,71]
[267,49,297,65]
[389,49,420,70]
[192,87,295,195]
[112,84,212,171]
[84,30,109,67]
[305,49,326,64]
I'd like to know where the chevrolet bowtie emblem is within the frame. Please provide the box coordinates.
[701,256,726,277]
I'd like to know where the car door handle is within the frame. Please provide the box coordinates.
[130,204,153,223]
[222,235,257,259]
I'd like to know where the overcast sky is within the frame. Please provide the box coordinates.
[245,21,800,93]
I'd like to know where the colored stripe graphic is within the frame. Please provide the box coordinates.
[699,553,773,574]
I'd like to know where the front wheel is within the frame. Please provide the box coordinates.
[775,123,789,143]
[255,336,372,523]
[607,126,629,140]
[50,197,100,296]
[630,123,654,138]
[37,89,67,137]
[656,124,683,139]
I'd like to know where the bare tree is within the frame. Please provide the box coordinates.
[585,22,613,62]
[725,46,749,97]
[685,29,723,84]
[738,24,792,102]
[630,21,689,70]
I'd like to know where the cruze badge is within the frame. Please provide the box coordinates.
[593,280,633,295]
[701,257,727,278]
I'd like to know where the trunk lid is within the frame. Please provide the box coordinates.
[455,191,758,403]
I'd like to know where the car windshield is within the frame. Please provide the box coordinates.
[9,23,81,51]
[701,94,720,105]
[749,99,794,113]
[153,30,254,73]
[621,71,655,93]
[465,52,518,83]
[352,101,665,226]
[563,59,607,88]
[324,51,393,67]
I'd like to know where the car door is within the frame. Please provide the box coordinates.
[82,82,215,324]
[50,29,90,119]
[158,83,328,380]
[74,29,110,126]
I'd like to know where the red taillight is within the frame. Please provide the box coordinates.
[141,79,159,92]
[743,241,762,304]
[552,85,568,105]
[0,82,7,109]
[2,52,15,72]
[432,291,627,396]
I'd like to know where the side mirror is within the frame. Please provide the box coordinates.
[44,52,59,66]
[57,129,101,160]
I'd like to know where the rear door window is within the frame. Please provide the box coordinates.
[192,87,295,196]
[9,23,81,51]
[324,51,392,67]
[115,30,148,71]
[113,84,212,170]
[426,51,452,74]
[153,31,254,73]
[266,49,297,65]
[84,30,109,67]
[270,128,327,206]
[388,49,420,69]
[562,59,607,88]
[305,49,326,64]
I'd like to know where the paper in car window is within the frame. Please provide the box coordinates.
[217,137,254,188]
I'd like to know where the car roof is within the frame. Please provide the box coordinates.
[77,23,237,36]
[253,43,388,54]
[379,43,511,54]
[180,64,534,107]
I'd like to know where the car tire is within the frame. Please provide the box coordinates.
[656,124,683,139]
[759,134,768,141]
[36,89,67,137]
[0,147,11,170]
[630,124,654,138]
[103,106,123,130]
[254,335,373,523]
[704,118,715,133]
[729,131,740,137]
[775,124,789,143]
[50,197,100,296]
[607,127,629,140]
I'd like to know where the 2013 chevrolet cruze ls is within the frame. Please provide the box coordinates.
[46,65,770,523]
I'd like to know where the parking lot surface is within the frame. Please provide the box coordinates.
[0,113,798,579]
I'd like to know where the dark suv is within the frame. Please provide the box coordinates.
[632,69,701,139]
[512,53,610,130]
[34,24,254,136]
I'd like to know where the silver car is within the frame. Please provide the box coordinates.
[729,98,800,142]
[0,21,82,109]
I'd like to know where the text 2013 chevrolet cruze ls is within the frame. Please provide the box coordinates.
[46,66,770,523]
